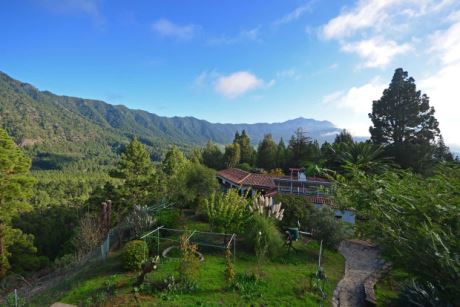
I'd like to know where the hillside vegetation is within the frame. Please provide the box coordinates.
[0,71,340,170]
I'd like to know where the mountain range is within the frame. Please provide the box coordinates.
[0,71,342,169]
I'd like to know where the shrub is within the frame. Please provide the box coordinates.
[245,214,283,259]
[309,207,351,249]
[396,280,450,307]
[122,240,148,271]
[205,190,251,234]
[276,194,350,249]
[54,254,76,270]
[275,194,315,229]
[156,209,181,228]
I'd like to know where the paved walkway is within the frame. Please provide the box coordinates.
[333,240,385,307]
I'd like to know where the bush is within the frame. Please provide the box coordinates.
[245,214,283,259]
[275,194,315,229]
[276,194,350,249]
[205,190,251,234]
[309,207,351,249]
[122,240,148,271]
[156,209,181,228]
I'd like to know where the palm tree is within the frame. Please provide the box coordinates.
[337,141,388,173]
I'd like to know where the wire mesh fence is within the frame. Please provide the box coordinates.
[0,201,174,303]
[141,227,237,261]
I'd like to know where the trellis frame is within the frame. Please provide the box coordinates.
[141,226,237,261]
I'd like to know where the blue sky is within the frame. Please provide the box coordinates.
[1,0,460,149]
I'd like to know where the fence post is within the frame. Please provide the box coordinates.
[157,227,160,256]
[14,289,18,307]
[318,240,323,268]
[233,235,236,262]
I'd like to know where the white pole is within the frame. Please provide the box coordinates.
[318,240,323,268]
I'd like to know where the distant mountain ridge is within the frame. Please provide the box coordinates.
[0,71,341,168]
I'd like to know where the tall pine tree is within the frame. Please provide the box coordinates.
[0,129,35,278]
[276,138,287,170]
[369,68,440,172]
[287,128,312,167]
[110,138,155,216]
[223,143,241,168]
[256,134,278,170]
[233,130,256,165]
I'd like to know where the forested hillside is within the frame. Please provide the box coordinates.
[0,71,340,169]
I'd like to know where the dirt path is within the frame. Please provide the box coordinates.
[333,240,385,307]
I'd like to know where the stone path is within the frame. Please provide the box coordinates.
[332,240,385,307]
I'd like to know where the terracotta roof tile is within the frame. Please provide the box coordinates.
[217,168,329,191]
[217,168,275,189]
[217,168,250,184]
[241,173,276,189]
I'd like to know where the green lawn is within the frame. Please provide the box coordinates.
[30,240,344,306]
[375,269,409,306]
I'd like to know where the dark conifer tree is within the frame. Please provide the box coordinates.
[369,68,441,172]
[256,134,278,170]
[233,130,255,165]
[0,129,35,278]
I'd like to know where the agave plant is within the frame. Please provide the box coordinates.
[249,195,284,221]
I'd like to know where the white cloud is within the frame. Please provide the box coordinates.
[276,69,301,80]
[207,27,261,45]
[320,0,459,69]
[241,27,260,41]
[429,19,460,64]
[151,18,198,40]
[420,63,460,148]
[325,77,385,113]
[322,0,401,40]
[323,78,386,136]
[322,90,344,104]
[192,70,219,89]
[39,0,104,25]
[274,2,314,26]
[214,71,271,98]
[342,38,412,68]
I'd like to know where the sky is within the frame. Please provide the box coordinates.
[1,0,460,150]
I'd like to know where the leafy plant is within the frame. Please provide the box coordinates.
[5,291,26,307]
[122,240,148,271]
[224,248,235,286]
[334,165,460,303]
[205,189,251,234]
[104,274,118,296]
[178,233,200,291]
[246,214,283,259]
[155,209,181,228]
[231,272,262,300]
[396,279,451,307]
[54,253,76,270]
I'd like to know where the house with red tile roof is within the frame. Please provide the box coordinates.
[216,168,355,223]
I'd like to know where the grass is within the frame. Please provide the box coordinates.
[374,268,409,306]
[29,240,344,306]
